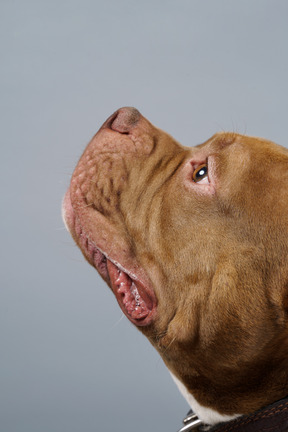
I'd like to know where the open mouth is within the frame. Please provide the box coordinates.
[106,260,153,322]
[63,191,156,326]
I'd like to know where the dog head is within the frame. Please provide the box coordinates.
[63,107,288,420]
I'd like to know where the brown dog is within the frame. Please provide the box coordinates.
[62,107,288,431]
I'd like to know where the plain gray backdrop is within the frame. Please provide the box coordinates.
[1,1,288,431]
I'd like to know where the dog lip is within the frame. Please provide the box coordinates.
[62,189,157,326]
[107,259,156,326]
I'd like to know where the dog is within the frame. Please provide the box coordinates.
[62,107,288,431]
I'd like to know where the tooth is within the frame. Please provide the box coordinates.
[115,273,122,284]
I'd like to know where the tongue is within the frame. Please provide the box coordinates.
[107,260,151,320]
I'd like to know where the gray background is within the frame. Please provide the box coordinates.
[1,1,288,431]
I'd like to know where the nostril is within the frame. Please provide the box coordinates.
[109,107,141,134]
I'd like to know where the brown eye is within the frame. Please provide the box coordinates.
[192,164,208,183]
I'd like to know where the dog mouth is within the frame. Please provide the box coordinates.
[106,260,154,322]
[62,192,156,326]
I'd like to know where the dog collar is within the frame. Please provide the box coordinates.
[177,411,203,432]
[177,396,288,432]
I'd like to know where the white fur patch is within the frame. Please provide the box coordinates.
[170,372,241,426]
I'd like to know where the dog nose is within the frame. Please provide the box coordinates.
[106,107,141,134]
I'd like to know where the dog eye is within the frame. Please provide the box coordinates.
[192,164,208,183]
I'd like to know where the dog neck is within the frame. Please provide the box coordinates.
[171,373,240,425]
[172,373,288,431]
[177,400,288,432]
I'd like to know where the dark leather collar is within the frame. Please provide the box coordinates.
[208,396,288,432]
[179,396,288,432]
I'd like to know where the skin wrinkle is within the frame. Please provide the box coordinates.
[63,107,288,425]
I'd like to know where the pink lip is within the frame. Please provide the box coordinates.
[106,259,155,326]
[62,190,157,327]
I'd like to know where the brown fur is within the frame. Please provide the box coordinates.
[63,107,288,418]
